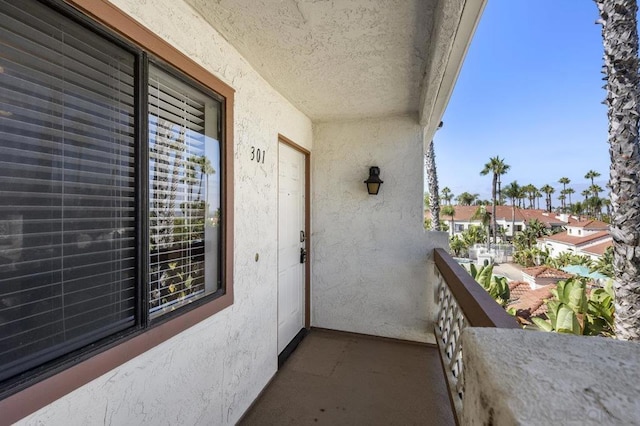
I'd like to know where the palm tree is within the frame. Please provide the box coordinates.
[564,187,575,212]
[441,205,456,236]
[425,139,440,231]
[558,176,570,190]
[534,189,542,210]
[471,206,492,246]
[596,0,640,340]
[517,185,526,208]
[522,184,537,209]
[585,169,601,186]
[449,235,466,257]
[559,177,570,211]
[456,191,479,206]
[558,194,566,213]
[480,156,510,244]
[462,225,486,247]
[602,198,612,220]
[588,184,604,220]
[526,218,547,239]
[571,201,584,217]
[540,184,555,212]
[441,187,453,205]
[581,188,590,204]
[589,196,604,220]
[503,181,520,239]
[495,162,510,203]
[187,155,214,200]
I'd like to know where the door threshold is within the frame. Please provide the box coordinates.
[278,328,308,369]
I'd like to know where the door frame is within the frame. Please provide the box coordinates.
[278,134,310,328]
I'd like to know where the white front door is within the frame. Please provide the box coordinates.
[278,142,306,354]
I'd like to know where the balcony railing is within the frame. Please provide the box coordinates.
[433,248,520,423]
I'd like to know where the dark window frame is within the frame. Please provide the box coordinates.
[145,58,227,322]
[0,0,235,422]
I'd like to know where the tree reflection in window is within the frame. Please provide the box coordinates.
[148,65,221,317]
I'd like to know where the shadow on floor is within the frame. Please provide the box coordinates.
[239,329,454,426]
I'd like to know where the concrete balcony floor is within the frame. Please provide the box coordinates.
[239,329,454,426]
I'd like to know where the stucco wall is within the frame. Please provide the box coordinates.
[462,328,640,425]
[541,240,575,258]
[19,0,312,424]
[311,116,447,344]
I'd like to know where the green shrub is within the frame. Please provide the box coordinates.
[469,263,510,307]
[531,278,615,337]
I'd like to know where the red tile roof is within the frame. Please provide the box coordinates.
[508,282,555,319]
[521,266,574,279]
[581,240,613,256]
[429,205,514,221]
[431,206,569,226]
[567,219,609,230]
[518,210,568,226]
[540,230,611,247]
[509,281,532,299]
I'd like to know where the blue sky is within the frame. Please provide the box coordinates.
[434,0,610,204]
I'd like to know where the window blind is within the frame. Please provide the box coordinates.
[0,0,137,381]
[148,65,221,317]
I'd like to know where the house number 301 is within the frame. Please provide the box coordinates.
[250,146,265,164]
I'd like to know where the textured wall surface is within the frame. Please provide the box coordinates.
[19,0,312,424]
[462,328,640,426]
[185,0,436,121]
[311,116,447,343]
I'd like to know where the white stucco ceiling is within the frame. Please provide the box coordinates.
[185,0,437,122]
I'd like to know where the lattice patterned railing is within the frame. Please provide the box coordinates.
[434,266,466,417]
[432,248,520,424]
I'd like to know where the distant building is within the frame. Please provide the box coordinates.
[580,240,613,261]
[521,266,574,289]
[538,220,612,259]
[431,206,574,239]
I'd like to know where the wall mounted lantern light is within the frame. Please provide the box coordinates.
[364,166,383,195]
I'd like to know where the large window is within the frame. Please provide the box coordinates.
[0,0,229,391]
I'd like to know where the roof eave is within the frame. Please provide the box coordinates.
[419,0,487,139]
